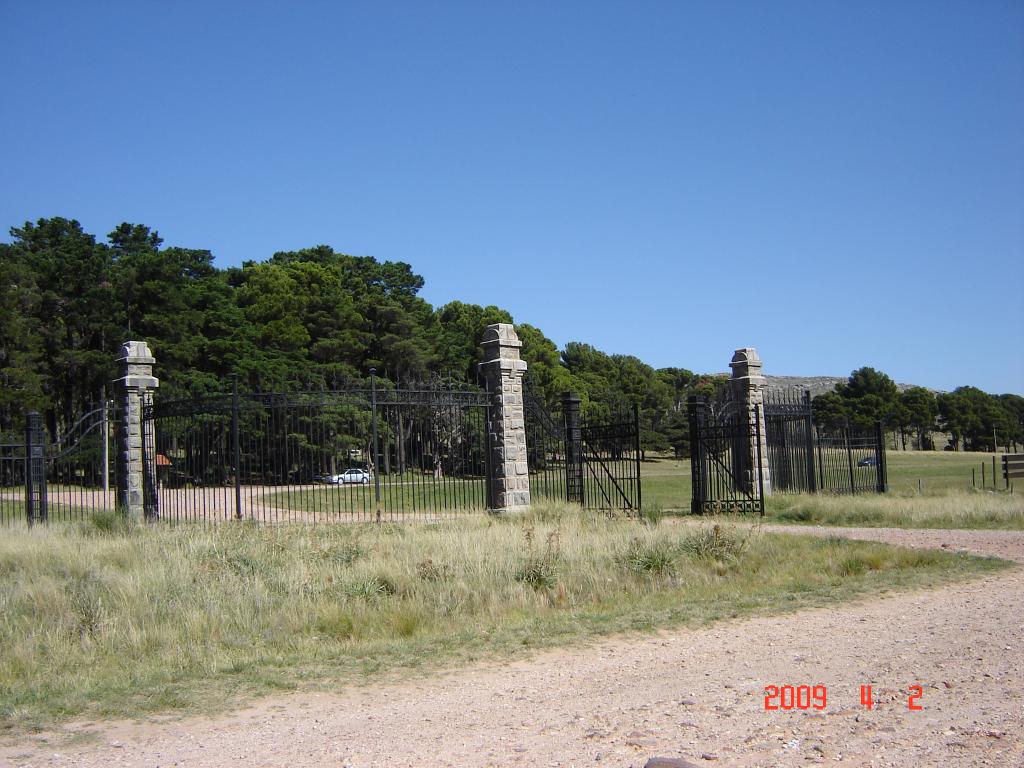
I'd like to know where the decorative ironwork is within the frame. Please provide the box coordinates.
[1,401,120,528]
[143,374,492,523]
[688,395,764,516]
[524,388,641,511]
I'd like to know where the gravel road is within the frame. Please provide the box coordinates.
[3,525,1022,768]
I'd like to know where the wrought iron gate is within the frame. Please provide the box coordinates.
[525,389,641,511]
[689,388,888,516]
[143,374,491,523]
[688,394,764,515]
[1,402,119,527]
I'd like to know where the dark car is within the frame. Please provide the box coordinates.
[857,456,878,467]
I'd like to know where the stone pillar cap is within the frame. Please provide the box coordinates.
[118,340,156,365]
[730,347,763,375]
[480,323,522,349]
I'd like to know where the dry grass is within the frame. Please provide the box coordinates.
[766,488,1024,529]
[639,451,1023,528]
[0,504,1009,731]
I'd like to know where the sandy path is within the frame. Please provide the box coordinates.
[3,526,1022,768]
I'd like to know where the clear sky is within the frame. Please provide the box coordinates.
[2,1,1022,394]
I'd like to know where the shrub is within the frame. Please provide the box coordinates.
[680,524,747,562]
[515,526,560,591]
[344,575,397,599]
[617,537,676,575]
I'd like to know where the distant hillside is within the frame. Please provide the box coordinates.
[708,374,940,396]
[762,375,940,395]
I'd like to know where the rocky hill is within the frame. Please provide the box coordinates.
[762,375,938,395]
[706,373,937,395]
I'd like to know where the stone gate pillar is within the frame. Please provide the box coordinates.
[730,347,771,497]
[479,324,531,512]
[115,341,159,519]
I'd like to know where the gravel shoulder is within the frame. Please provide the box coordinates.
[3,526,1022,768]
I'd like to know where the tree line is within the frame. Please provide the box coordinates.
[812,367,1024,452]
[2,217,1020,454]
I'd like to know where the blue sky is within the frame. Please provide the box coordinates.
[2,1,1022,393]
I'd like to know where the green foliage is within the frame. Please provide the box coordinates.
[679,525,748,562]
[3,215,1017,462]
[617,537,676,575]
[899,386,938,450]
[938,386,1020,452]
[515,526,561,590]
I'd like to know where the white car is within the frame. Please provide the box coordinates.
[335,468,372,485]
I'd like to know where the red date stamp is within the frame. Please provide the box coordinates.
[763,684,827,710]
[764,684,924,711]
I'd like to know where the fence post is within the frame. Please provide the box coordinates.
[875,421,887,493]
[688,395,704,515]
[845,421,856,493]
[562,391,584,505]
[802,390,817,492]
[115,341,159,520]
[231,375,242,520]
[730,348,772,497]
[633,402,642,511]
[479,323,530,512]
[101,387,110,496]
[370,368,382,515]
[24,411,47,525]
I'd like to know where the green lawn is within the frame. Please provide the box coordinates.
[263,475,488,518]
[0,507,1009,730]
[641,451,1024,529]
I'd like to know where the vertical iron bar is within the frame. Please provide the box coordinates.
[25,412,36,526]
[562,392,583,505]
[370,369,382,512]
[101,389,110,496]
[688,396,702,515]
[754,404,765,516]
[803,391,817,493]
[633,402,642,512]
[232,375,242,520]
[845,422,855,494]
[816,425,824,491]
[875,421,886,493]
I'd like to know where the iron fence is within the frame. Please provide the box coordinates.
[764,388,887,496]
[525,388,641,511]
[144,374,491,523]
[0,403,119,528]
[688,395,764,515]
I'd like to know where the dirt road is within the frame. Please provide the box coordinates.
[4,526,1022,768]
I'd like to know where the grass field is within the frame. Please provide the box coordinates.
[641,450,1024,529]
[0,506,1009,730]
[263,476,487,519]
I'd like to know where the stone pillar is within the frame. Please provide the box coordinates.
[730,347,771,497]
[479,323,530,512]
[115,341,159,519]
